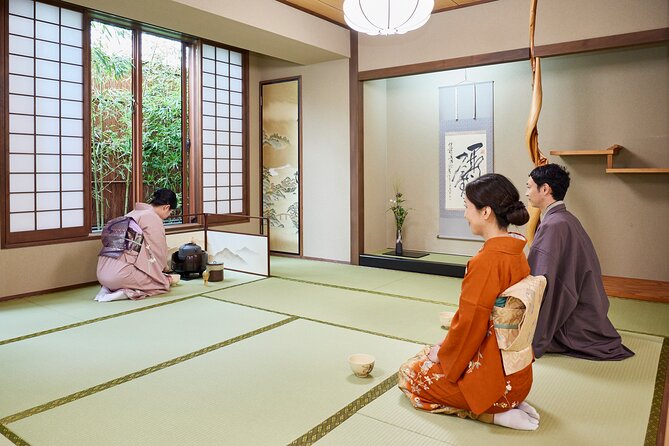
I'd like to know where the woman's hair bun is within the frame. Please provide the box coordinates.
[505,201,529,226]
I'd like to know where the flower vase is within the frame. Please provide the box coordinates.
[395,228,403,256]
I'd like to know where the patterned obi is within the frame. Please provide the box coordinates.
[491,275,547,375]
[99,216,144,259]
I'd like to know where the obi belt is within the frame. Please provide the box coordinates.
[99,216,144,259]
[492,275,547,375]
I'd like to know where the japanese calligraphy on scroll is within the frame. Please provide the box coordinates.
[439,81,494,240]
[444,131,488,211]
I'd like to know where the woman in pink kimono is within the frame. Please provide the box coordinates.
[95,189,178,301]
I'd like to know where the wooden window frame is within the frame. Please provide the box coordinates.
[1,0,250,248]
[199,38,250,226]
[1,0,91,247]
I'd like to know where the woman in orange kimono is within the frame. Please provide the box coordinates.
[399,173,540,430]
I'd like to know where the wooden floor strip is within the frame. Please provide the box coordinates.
[603,276,669,303]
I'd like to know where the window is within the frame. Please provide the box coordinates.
[201,43,246,216]
[90,21,187,231]
[5,0,88,244]
[2,0,248,247]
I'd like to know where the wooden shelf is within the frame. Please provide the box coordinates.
[550,144,669,174]
[606,168,669,174]
[550,146,622,156]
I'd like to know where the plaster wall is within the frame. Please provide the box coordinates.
[363,45,669,281]
[251,54,351,262]
[358,0,669,72]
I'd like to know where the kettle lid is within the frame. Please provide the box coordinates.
[178,242,203,259]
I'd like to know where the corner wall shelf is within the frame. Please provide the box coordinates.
[549,144,669,174]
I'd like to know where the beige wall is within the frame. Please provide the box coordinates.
[363,45,669,281]
[358,0,669,72]
[363,80,388,253]
[251,54,351,262]
[0,231,205,299]
[0,240,100,298]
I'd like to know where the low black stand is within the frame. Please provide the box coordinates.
[381,250,429,259]
[359,252,466,278]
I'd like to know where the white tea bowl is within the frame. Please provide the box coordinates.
[348,353,375,377]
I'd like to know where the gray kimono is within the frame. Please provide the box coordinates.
[529,203,634,360]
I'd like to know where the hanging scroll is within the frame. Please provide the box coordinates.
[438,81,494,240]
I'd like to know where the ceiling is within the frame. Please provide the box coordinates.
[277,0,496,28]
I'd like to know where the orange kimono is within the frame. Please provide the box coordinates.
[399,235,532,421]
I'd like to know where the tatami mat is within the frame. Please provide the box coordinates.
[7,319,421,446]
[0,297,286,419]
[1,257,666,446]
[372,274,462,306]
[271,257,669,338]
[609,298,669,338]
[0,432,13,446]
[271,256,416,291]
[205,277,447,344]
[272,257,463,305]
[0,298,81,344]
[315,413,449,445]
[351,332,662,446]
[0,271,262,343]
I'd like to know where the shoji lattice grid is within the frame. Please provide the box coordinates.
[7,0,84,232]
[201,44,244,215]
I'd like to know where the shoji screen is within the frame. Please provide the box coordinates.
[6,0,87,243]
[200,43,244,216]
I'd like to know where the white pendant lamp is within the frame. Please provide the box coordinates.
[343,0,435,36]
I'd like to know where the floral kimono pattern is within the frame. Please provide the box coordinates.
[398,235,534,418]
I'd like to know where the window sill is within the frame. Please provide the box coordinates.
[1,214,255,249]
[1,222,206,249]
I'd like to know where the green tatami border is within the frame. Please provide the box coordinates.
[3,261,667,445]
[645,337,668,446]
[208,279,669,445]
[272,275,457,308]
[0,295,195,347]
[0,424,29,446]
[274,275,669,339]
[0,316,297,425]
[202,295,426,346]
[288,373,399,446]
[0,280,262,347]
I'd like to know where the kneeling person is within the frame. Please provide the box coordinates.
[526,164,633,360]
[96,189,179,301]
[399,174,541,431]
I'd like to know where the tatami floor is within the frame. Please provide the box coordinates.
[0,256,667,445]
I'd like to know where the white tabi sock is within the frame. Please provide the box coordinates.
[94,288,129,302]
[493,408,540,431]
[517,401,540,421]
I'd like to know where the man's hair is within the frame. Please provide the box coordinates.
[529,164,570,201]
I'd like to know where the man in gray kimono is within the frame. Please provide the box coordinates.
[525,164,633,360]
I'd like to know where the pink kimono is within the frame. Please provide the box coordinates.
[96,203,170,299]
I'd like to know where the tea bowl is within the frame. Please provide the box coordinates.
[348,353,375,377]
